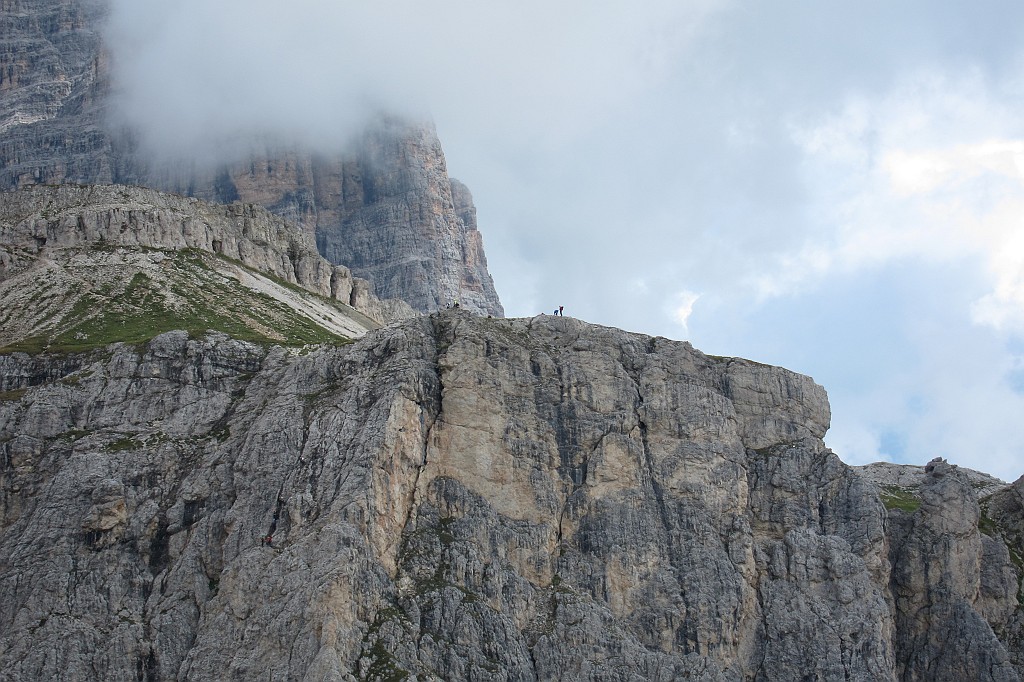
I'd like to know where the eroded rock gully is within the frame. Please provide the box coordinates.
[0,311,1020,680]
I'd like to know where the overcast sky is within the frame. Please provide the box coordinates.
[106,1,1024,481]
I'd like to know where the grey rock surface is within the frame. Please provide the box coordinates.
[2,311,1019,680]
[856,460,1008,499]
[0,0,115,188]
[886,458,1019,681]
[0,183,415,326]
[981,474,1024,672]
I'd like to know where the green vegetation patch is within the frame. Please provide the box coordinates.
[360,608,411,682]
[2,249,354,354]
[880,485,921,513]
[979,509,1000,537]
[0,388,28,402]
[105,436,144,452]
[979,499,1024,600]
[208,424,231,443]
[60,369,94,386]
[361,639,410,682]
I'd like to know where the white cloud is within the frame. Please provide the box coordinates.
[883,139,1024,195]
[742,244,834,301]
[879,141,1024,331]
[103,0,724,161]
[971,222,1024,331]
[754,74,1024,337]
[824,421,883,467]
[629,278,650,295]
[669,290,701,332]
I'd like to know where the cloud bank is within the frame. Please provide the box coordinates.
[104,0,714,159]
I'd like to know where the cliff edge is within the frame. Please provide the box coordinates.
[1,311,1019,680]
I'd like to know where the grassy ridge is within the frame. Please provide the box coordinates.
[879,485,922,513]
[1,249,353,354]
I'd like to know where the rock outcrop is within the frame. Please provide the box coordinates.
[886,459,1018,681]
[0,0,504,317]
[1,311,1020,680]
[307,121,503,316]
[0,183,415,327]
[857,460,1008,499]
[981,475,1024,673]
[145,121,504,317]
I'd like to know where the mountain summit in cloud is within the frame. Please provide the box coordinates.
[0,0,502,317]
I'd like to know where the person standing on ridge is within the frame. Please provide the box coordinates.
[559,306,564,316]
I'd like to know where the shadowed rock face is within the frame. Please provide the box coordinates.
[0,0,116,188]
[1,311,1019,680]
[142,120,504,318]
[0,0,504,317]
[886,459,1018,681]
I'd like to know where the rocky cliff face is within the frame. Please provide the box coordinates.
[308,121,502,316]
[0,184,416,343]
[1,311,1020,680]
[0,0,504,317]
[4,2,1023,680]
[146,120,504,317]
[0,0,123,187]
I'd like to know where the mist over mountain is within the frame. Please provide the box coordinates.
[1,0,503,316]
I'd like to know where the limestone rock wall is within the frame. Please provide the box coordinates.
[0,184,416,324]
[0,0,115,189]
[2,311,1018,680]
[145,122,505,317]
[886,459,1018,681]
